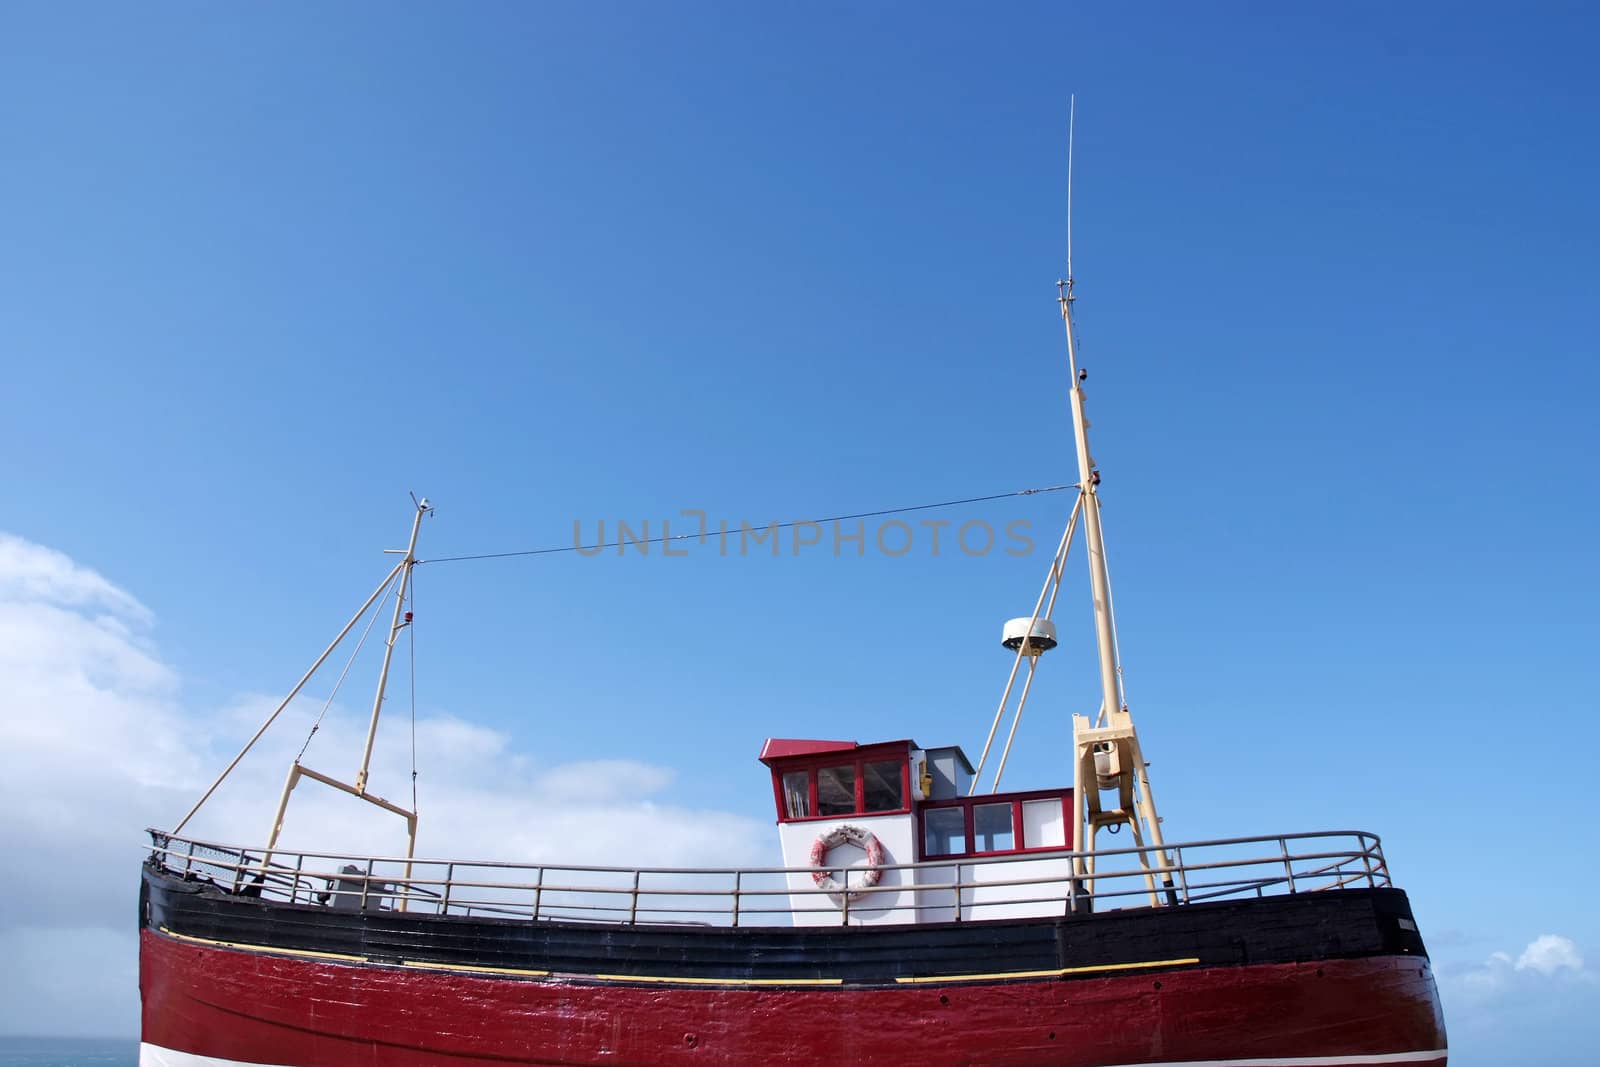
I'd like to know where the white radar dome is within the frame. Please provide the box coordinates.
[1001,617,1058,655]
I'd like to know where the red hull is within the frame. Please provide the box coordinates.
[140,929,1446,1067]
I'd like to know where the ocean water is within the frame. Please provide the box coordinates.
[0,1039,136,1067]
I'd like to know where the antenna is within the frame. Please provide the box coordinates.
[1066,94,1076,283]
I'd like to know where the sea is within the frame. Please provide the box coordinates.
[0,1039,136,1067]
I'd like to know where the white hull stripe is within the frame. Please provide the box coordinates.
[1104,1053,1447,1067]
[141,1046,294,1067]
[142,1043,1447,1067]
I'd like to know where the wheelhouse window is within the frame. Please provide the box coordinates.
[781,771,811,819]
[916,790,1073,859]
[1020,798,1066,848]
[973,803,1015,852]
[863,760,904,812]
[816,765,856,816]
[770,745,912,822]
[923,807,965,858]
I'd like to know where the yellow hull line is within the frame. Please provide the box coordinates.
[893,956,1201,984]
[159,927,367,965]
[156,926,836,985]
[590,973,843,987]
[402,959,551,977]
[157,926,1188,988]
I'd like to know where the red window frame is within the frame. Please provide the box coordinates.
[916,788,1075,860]
[768,743,913,823]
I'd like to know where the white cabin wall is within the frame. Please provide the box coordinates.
[914,864,959,923]
[775,813,917,927]
[959,854,1075,921]
[910,855,1076,923]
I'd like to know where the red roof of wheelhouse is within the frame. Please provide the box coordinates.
[758,738,915,765]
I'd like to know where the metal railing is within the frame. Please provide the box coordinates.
[148,829,1389,927]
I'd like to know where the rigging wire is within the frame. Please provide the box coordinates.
[294,577,394,764]
[991,501,1077,794]
[969,499,1082,793]
[417,484,1077,564]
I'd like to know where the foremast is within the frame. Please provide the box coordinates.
[262,496,433,872]
[1058,278,1174,900]
[168,496,435,907]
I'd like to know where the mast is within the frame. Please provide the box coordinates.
[259,497,433,906]
[1055,105,1174,905]
[169,496,433,907]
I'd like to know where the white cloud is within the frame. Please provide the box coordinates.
[0,533,151,624]
[1517,934,1585,977]
[540,759,677,802]
[1436,934,1598,1065]
[1442,933,1593,1008]
[0,531,772,1036]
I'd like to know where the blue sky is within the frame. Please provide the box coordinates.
[3,3,1598,1061]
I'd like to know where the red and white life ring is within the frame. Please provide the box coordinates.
[809,824,886,898]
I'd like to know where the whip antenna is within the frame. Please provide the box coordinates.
[1066,94,1076,283]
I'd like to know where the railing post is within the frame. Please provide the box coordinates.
[231,849,247,893]
[953,863,962,923]
[1279,837,1297,894]
[291,853,305,904]
[841,880,850,927]
[532,868,543,921]
[1174,845,1191,904]
[629,870,641,925]
[183,839,195,878]
[1358,834,1377,887]
[732,871,742,928]
[361,858,375,910]
[441,863,454,915]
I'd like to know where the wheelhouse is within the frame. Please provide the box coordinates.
[759,737,1075,925]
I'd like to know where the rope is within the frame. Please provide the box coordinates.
[294,580,392,763]
[418,484,1076,564]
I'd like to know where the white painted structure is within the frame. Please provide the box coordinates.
[761,738,1077,926]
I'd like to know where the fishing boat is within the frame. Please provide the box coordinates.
[137,237,1447,1066]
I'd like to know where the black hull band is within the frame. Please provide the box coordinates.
[141,861,1428,986]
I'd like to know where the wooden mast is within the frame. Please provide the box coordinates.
[1057,103,1174,905]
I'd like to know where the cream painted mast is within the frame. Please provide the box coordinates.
[170,496,434,903]
[260,495,432,867]
[970,103,1176,903]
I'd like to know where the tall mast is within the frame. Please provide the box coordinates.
[1057,104,1174,905]
[259,497,433,905]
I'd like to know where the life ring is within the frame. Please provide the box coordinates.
[809,824,886,897]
